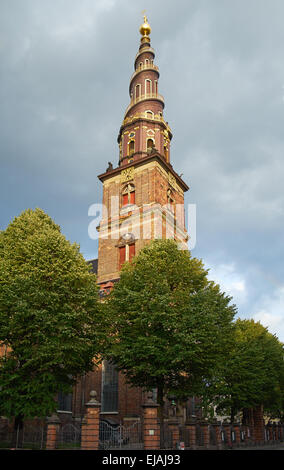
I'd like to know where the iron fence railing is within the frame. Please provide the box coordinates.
[99,419,143,450]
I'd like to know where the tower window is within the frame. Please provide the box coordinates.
[119,245,126,269]
[129,243,135,261]
[145,79,152,95]
[147,138,155,153]
[128,140,135,156]
[146,110,154,119]
[122,183,135,206]
[135,84,141,99]
[119,243,135,269]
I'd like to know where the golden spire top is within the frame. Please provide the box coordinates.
[139,11,151,37]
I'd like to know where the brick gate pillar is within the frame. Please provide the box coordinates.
[46,413,60,450]
[142,392,160,450]
[81,390,101,450]
[185,419,196,450]
[223,423,232,449]
[200,422,210,449]
[253,405,265,444]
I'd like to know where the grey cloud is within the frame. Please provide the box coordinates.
[0,0,283,339]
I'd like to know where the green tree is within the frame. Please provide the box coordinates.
[105,239,236,422]
[213,319,284,421]
[0,208,105,426]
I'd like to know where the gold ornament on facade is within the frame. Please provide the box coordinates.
[121,167,134,183]
[168,173,178,191]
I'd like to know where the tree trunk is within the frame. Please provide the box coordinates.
[230,407,236,424]
[157,383,165,448]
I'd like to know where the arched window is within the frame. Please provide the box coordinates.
[101,361,118,412]
[119,243,136,269]
[135,84,141,99]
[128,140,135,156]
[146,110,154,119]
[147,138,155,153]
[57,392,72,412]
[122,183,135,206]
[145,79,152,95]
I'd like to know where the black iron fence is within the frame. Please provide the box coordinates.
[0,423,47,450]
[0,418,282,450]
[160,422,173,449]
[56,423,81,450]
[99,419,143,450]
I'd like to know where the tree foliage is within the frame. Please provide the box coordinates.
[105,239,236,412]
[213,319,284,420]
[0,208,105,420]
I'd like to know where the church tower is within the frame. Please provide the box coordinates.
[96,16,189,293]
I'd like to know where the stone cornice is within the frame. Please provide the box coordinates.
[97,151,189,192]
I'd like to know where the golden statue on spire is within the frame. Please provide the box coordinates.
[140,11,151,37]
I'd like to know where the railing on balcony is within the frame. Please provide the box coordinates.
[124,93,165,116]
[135,47,155,62]
[130,63,159,84]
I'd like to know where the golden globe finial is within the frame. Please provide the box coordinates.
[139,12,151,37]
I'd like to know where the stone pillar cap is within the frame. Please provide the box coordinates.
[86,390,101,407]
[142,391,159,408]
[46,412,60,424]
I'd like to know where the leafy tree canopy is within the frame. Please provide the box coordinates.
[0,208,105,420]
[212,318,284,420]
[104,239,236,411]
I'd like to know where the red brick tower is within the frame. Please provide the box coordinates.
[97,16,189,291]
[73,16,190,425]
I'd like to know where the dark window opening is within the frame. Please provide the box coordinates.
[101,361,118,413]
[57,392,72,412]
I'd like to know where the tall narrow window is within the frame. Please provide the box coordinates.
[119,242,135,269]
[145,79,152,95]
[119,245,126,269]
[101,361,118,413]
[135,84,141,99]
[147,138,154,153]
[122,183,135,206]
[57,392,72,412]
[128,140,135,156]
[129,243,135,262]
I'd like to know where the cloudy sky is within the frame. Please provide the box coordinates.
[1,0,283,340]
